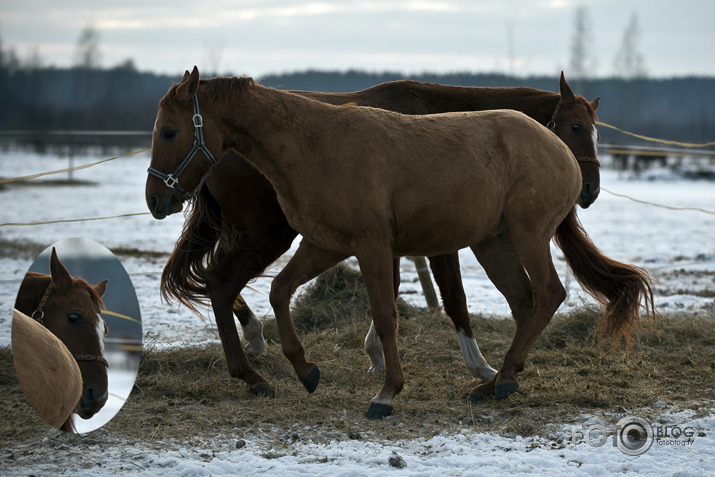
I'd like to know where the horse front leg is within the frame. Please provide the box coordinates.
[206,247,274,396]
[357,246,404,419]
[269,240,347,393]
[428,252,497,382]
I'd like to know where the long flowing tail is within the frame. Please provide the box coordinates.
[554,207,656,348]
[160,189,227,315]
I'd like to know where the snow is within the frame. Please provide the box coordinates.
[1,148,714,475]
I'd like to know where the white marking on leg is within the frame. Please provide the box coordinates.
[457,329,497,381]
[364,321,385,374]
[241,312,266,354]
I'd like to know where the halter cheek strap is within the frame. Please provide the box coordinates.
[147,94,218,201]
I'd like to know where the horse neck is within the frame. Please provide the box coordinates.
[14,272,50,316]
[214,84,325,180]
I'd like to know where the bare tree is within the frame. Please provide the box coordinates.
[75,24,101,70]
[568,5,596,79]
[613,12,647,79]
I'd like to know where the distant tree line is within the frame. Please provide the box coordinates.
[1,60,714,146]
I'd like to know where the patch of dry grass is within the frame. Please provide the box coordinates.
[1,265,713,449]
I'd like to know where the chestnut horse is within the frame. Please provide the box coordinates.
[14,248,109,425]
[158,75,601,390]
[12,308,83,432]
[147,67,654,417]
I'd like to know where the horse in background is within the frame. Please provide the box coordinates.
[13,248,110,427]
[147,67,654,417]
[158,74,601,391]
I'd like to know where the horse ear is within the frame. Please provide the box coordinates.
[93,279,109,298]
[559,71,576,106]
[590,97,600,111]
[176,66,200,99]
[49,248,73,290]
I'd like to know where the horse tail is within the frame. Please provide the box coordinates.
[161,189,225,316]
[554,207,656,348]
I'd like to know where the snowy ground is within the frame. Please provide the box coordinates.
[1,148,713,474]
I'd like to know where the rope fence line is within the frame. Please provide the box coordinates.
[0,212,151,227]
[601,188,715,215]
[0,148,150,185]
[596,121,715,148]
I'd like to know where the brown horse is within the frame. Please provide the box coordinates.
[147,67,654,418]
[158,74,601,389]
[13,248,110,424]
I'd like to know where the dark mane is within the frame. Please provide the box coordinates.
[161,76,255,114]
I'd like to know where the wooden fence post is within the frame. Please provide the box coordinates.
[411,256,440,313]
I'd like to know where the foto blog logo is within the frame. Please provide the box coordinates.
[571,415,698,456]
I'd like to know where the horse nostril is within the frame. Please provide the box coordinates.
[82,388,96,407]
[149,195,158,212]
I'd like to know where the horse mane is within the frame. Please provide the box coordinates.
[161,76,256,114]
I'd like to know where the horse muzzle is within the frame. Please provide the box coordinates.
[147,192,184,220]
[578,184,600,209]
[77,386,108,419]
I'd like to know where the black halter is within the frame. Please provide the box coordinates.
[147,94,218,201]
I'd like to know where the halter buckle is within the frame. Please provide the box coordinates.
[193,113,204,128]
[163,174,179,188]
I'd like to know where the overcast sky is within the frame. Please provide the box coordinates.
[1,1,713,79]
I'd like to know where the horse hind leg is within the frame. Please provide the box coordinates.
[490,228,565,401]
[428,252,497,382]
[357,245,405,419]
[269,240,347,393]
[232,295,266,354]
[467,232,533,401]
[363,257,401,374]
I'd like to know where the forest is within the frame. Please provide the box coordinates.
[1,60,714,147]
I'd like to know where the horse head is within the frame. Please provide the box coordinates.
[551,73,601,208]
[41,248,109,419]
[146,66,221,219]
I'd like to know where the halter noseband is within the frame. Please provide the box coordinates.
[31,282,109,368]
[147,94,218,201]
[547,99,601,167]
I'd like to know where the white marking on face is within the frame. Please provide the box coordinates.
[592,126,599,158]
[95,313,106,356]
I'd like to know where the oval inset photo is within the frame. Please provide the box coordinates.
[12,237,142,433]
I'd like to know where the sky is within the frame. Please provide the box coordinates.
[1,1,714,79]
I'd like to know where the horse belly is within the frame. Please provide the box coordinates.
[390,196,505,257]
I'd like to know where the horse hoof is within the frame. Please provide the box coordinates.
[495,381,519,400]
[301,366,321,394]
[248,382,274,397]
[467,391,487,403]
[364,402,393,419]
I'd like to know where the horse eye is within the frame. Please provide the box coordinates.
[161,129,178,141]
[67,312,82,323]
[572,123,582,133]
